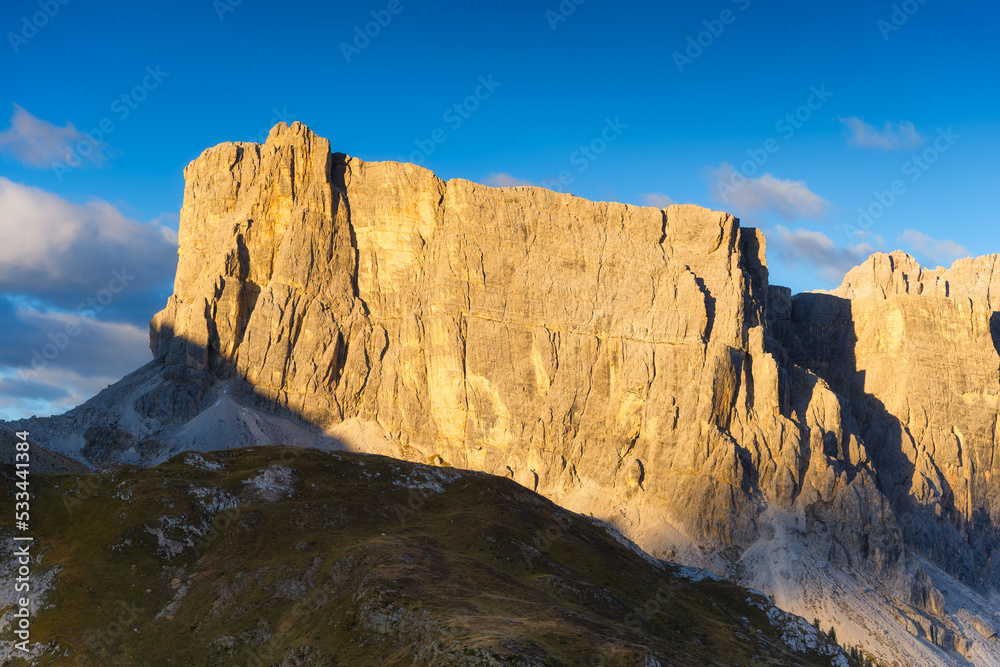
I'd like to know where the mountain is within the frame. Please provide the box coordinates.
[0,446,852,666]
[5,122,999,664]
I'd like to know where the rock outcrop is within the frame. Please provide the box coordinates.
[10,123,1000,665]
[785,251,1000,589]
[150,122,880,561]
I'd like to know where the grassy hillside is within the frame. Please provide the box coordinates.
[0,446,851,666]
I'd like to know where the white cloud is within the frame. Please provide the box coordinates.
[640,192,676,208]
[707,163,830,221]
[771,225,878,282]
[0,177,177,299]
[484,172,536,188]
[851,229,886,246]
[9,306,151,373]
[0,365,142,420]
[0,104,116,169]
[899,229,968,268]
[0,180,177,420]
[838,116,925,150]
[0,304,152,420]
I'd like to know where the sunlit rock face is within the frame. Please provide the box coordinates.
[122,121,998,664]
[151,122,877,558]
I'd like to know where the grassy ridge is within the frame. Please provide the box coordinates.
[1,446,848,665]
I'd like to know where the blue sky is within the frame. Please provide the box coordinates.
[1,0,998,419]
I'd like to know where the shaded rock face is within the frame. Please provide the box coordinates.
[784,251,1000,590]
[150,122,885,563]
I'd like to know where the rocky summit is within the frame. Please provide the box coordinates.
[6,122,1000,665]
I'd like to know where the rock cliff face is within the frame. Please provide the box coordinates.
[151,122,880,560]
[785,251,1000,589]
[13,123,1000,664]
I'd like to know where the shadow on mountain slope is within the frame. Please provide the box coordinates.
[0,446,852,666]
[783,292,1000,594]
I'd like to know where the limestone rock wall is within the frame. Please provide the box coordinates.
[832,249,1000,302]
[150,122,869,558]
[147,123,1000,623]
[785,251,1000,588]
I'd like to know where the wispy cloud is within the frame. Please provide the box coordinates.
[484,172,536,188]
[838,116,925,150]
[0,104,116,169]
[771,226,878,283]
[0,298,152,420]
[707,163,830,221]
[640,192,676,208]
[0,364,146,421]
[0,177,177,306]
[899,229,968,267]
